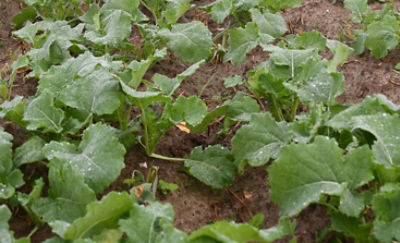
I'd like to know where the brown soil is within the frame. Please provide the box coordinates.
[2,0,400,242]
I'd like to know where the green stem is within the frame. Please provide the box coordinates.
[140,0,158,26]
[270,95,284,122]
[198,74,215,97]
[139,105,151,155]
[150,153,185,162]
[27,226,38,239]
[289,96,300,122]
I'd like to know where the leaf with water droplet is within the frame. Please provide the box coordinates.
[43,123,126,193]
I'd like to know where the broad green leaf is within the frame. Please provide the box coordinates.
[0,96,26,124]
[250,9,287,39]
[202,0,232,24]
[58,192,133,240]
[232,113,290,170]
[223,75,244,88]
[344,0,370,23]
[38,52,122,97]
[154,60,204,96]
[12,7,36,29]
[32,164,96,223]
[60,69,121,115]
[350,113,400,168]
[286,62,345,105]
[365,15,400,58]
[189,217,296,243]
[0,205,14,243]
[188,104,229,134]
[263,0,303,11]
[353,30,367,55]
[264,45,319,67]
[43,123,126,193]
[326,40,353,73]
[185,145,236,189]
[23,92,65,133]
[224,22,260,65]
[226,92,260,121]
[119,202,187,243]
[25,21,84,74]
[12,21,40,44]
[0,128,15,199]
[120,80,171,107]
[372,184,400,243]
[292,31,327,51]
[330,212,372,242]
[158,21,212,63]
[84,0,140,46]
[14,136,46,167]
[163,0,193,24]
[268,136,374,216]
[327,94,398,129]
[127,48,166,88]
[164,96,207,126]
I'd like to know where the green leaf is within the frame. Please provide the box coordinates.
[0,96,26,125]
[263,0,303,11]
[202,0,232,24]
[164,96,207,126]
[60,69,121,116]
[153,60,204,96]
[327,94,398,129]
[372,184,400,243]
[158,21,212,63]
[120,80,171,107]
[326,40,353,72]
[232,113,290,170]
[185,145,236,189]
[268,136,374,216]
[43,123,126,193]
[188,104,229,134]
[226,92,260,121]
[25,21,84,74]
[330,212,372,241]
[119,202,187,243]
[353,30,367,55]
[0,205,14,243]
[0,128,24,200]
[32,164,96,223]
[58,192,133,240]
[224,22,260,65]
[23,92,65,133]
[286,62,345,105]
[84,0,140,46]
[159,180,179,195]
[163,0,193,24]
[292,31,327,51]
[12,7,37,29]
[350,113,400,168]
[14,136,46,167]
[344,0,370,23]
[38,52,122,97]
[365,15,400,58]
[223,75,244,88]
[189,217,296,243]
[250,9,287,39]
[127,48,166,88]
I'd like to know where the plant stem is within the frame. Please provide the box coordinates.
[198,73,215,97]
[150,153,185,162]
[27,226,38,238]
[289,96,299,122]
[270,95,284,122]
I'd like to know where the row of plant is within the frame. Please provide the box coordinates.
[1,0,400,242]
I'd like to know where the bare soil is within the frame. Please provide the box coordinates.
[1,0,400,242]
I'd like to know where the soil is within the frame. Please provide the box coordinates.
[1,0,400,242]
